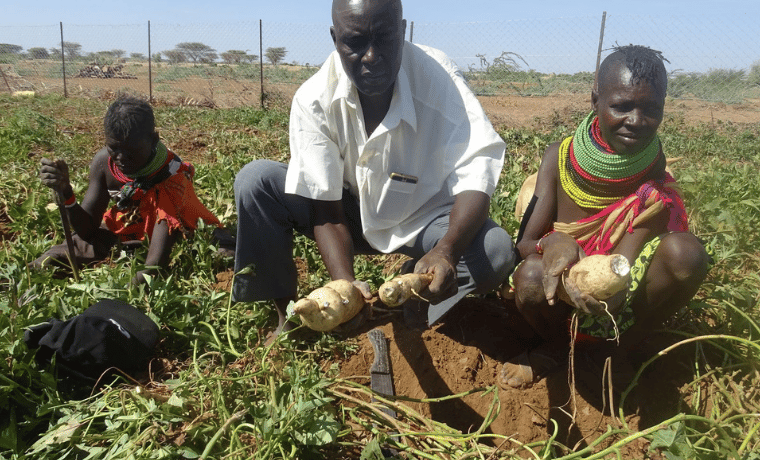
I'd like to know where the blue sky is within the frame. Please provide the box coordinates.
[2,1,759,73]
[2,0,758,26]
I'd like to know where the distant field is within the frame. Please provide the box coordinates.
[3,58,760,113]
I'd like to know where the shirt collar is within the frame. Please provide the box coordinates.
[383,66,417,133]
[331,56,355,107]
[329,52,418,133]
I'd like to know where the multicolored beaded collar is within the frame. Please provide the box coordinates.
[559,112,666,210]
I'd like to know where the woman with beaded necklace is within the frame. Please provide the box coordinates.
[500,45,710,390]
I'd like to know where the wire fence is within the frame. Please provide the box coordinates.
[1,13,759,107]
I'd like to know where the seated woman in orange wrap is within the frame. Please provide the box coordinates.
[33,95,225,285]
[501,45,710,389]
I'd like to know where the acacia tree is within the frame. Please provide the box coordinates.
[221,50,254,64]
[62,42,82,59]
[175,42,217,63]
[265,47,287,66]
[162,49,187,64]
[28,47,50,59]
[130,52,146,61]
[0,44,23,54]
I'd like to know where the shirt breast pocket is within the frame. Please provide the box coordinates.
[376,175,417,222]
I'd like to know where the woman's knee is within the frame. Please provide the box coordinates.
[657,232,709,283]
[513,255,545,309]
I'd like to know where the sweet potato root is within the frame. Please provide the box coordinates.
[558,254,631,304]
[378,273,434,307]
[292,279,365,331]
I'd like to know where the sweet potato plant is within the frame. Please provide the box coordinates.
[1,93,758,459]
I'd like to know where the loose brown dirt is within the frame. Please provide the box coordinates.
[328,295,694,457]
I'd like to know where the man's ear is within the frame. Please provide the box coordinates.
[151,131,160,149]
[402,19,407,40]
[330,26,337,48]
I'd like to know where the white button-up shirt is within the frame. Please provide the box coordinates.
[285,42,506,252]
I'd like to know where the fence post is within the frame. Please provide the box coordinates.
[259,19,264,109]
[148,20,153,103]
[409,21,414,43]
[60,22,67,98]
[594,11,607,85]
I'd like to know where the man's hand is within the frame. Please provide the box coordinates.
[413,249,458,304]
[40,158,73,197]
[540,231,585,305]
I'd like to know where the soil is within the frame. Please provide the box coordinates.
[321,295,693,456]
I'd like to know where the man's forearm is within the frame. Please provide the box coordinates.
[314,222,356,281]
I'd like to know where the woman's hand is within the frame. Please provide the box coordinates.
[540,231,585,305]
[40,158,72,196]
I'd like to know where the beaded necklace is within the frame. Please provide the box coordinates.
[559,112,666,210]
[108,142,175,209]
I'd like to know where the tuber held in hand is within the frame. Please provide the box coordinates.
[378,273,434,307]
[557,254,631,305]
[292,280,364,331]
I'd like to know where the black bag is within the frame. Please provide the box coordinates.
[24,299,160,383]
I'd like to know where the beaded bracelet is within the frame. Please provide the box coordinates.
[535,231,554,255]
[535,238,543,254]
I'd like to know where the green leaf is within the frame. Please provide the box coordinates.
[167,393,185,408]
[291,412,340,446]
[0,408,18,451]
[360,438,386,460]
[650,422,679,450]
[650,422,695,460]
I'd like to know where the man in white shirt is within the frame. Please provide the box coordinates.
[234,0,515,338]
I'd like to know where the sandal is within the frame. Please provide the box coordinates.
[499,349,564,389]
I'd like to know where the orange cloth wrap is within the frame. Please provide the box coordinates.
[103,163,220,242]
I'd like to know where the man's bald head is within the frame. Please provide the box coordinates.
[332,0,403,25]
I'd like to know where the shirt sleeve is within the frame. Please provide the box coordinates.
[284,94,345,201]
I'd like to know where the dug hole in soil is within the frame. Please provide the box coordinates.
[326,294,693,456]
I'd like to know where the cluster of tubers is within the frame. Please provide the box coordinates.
[294,254,629,330]
[292,273,434,331]
[557,254,631,305]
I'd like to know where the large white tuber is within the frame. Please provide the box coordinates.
[378,273,434,307]
[557,254,631,305]
[292,279,364,331]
